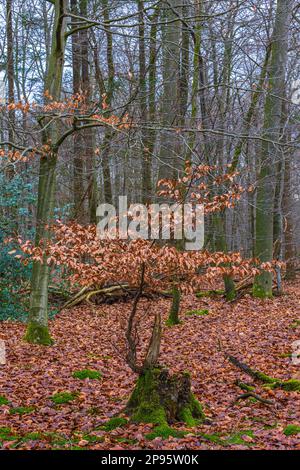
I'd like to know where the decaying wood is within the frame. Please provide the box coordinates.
[143,311,162,369]
[227,354,267,381]
[232,392,273,406]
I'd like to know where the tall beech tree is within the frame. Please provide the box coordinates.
[253,0,293,298]
[25,0,68,344]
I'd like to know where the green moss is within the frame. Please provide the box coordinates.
[72,369,102,380]
[72,432,104,444]
[0,395,9,405]
[225,290,236,301]
[166,286,181,326]
[280,379,300,392]
[24,322,53,346]
[0,427,17,442]
[51,391,78,404]
[9,406,35,415]
[127,368,167,425]
[199,430,255,447]
[127,368,205,430]
[178,394,205,427]
[199,432,223,444]
[225,430,254,446]
[132,403,166,425]
[260,377,300,392]
[185,309,209,316]
[290,319,300,329]
[283,424,300,436]
[224,275,236,301]
[255,371,277,384]
[100,417,128,431]
[23,432,43,440]
[146,424,186,440]
[252,281,273,299]
[43,432,69,446]
[236,381,255,392]
[243,364,300,393]
[116,437,137,444]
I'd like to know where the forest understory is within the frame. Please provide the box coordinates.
[0,279,299,451]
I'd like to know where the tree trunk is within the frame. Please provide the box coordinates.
[138,0,152,204]
[282,141,296,280]
[253,0,292,298]
[80,0,98,223]
[25,0,68,344]
[6,0,15,179]
[100,0,113,204]
[213,212,236,301]
[71,0,85,223]
[158,0,181,181]
[166,286,181,325]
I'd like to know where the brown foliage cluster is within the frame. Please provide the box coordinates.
[14,222,276,292]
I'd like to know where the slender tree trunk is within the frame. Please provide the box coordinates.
[25,0,68,344]
[158,0,181,181]
[71,0,85,223]
[253,0,293,298]
[145,7,159,192]
[282,132,296,279]
[212,13,236,300]
[166,286,181,325]
[6,0,15,179]
[101,0,113,204]
[80,0,98,223]
[138,1,151,204]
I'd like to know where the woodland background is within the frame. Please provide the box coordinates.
[0,0,300,451]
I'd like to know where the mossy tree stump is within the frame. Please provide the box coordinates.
[126,367,205,430]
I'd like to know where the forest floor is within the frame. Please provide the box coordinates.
[0,279,300,450]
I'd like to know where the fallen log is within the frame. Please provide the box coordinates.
[227,354,300,392]
[60,284,128,310]
[232,392,273,406]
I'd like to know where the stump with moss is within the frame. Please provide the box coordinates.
[126,367,205,435]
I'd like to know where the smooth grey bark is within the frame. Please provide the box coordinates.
[158,0,181,181]
[253,0,293,298]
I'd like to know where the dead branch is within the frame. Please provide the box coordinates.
[125,264,145,374]
[232,392,274,406]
